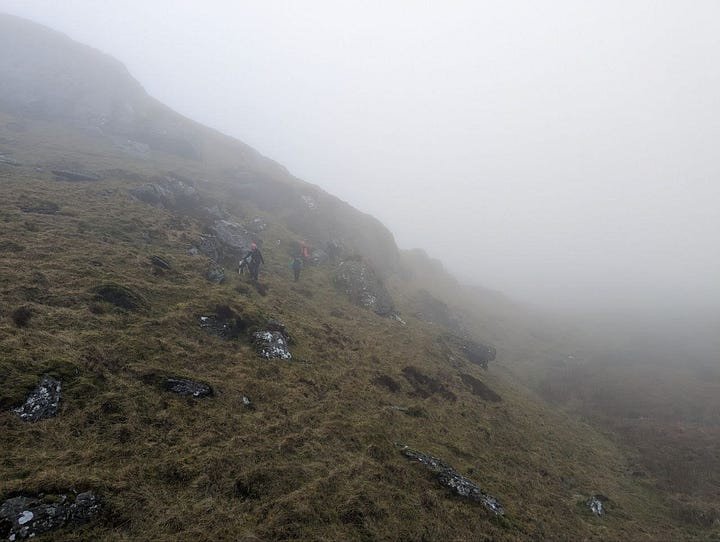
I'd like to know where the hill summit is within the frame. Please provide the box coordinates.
[0,13,703,541]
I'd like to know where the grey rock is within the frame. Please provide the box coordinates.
[0,492,101,540]
[150,255,172,270]
[206,265,225,284]
[587,495,606,516]
[186,247,199,256]
[399,444,504,516]
[129,178,200,211]
[195,235,221,262]
[252,331,292,360]
[165,378,213,398]
[210,220,254,262]
[333,261,394,316]
[13,375,61,422]
[51,169,100,182]
[444,334,497,369]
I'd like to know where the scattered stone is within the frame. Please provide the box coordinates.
[13,375,61,422]
[150,255,172,270]
[333,261,394,316]
[187,247,199,256]
[51,169,100,182]
[252,331,292,360]
[198,307,249,339]
[92,283,148,311]
[587,495,607,516]
[0,492,101,540]
[206,265,225,284]
[165,378,213,398]
[242,395,254,409]
[398,444,504,515]
[459,373,502,402]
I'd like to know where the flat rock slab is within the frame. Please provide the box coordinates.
[399,445,504,516]
[0,492,101,540]
[165,378,213,397]
[14,375,61,422]
[51,169,100,182]
[252,331,292,360]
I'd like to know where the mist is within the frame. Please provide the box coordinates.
[1,0,719,314]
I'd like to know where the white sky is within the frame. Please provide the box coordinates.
[2,1,719,311]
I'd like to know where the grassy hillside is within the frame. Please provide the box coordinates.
[0,142,708,541]
[1,13,717,540]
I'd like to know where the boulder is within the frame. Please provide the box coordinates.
[252,331,292,360]
[333,261,394,316]
[129,178,200,211]
[198,307,249,340]
[399,445,504,515]
[246,217,267,233]
[194,234,221,262]
[165,378,213,398]
[92,283,148,311]
[13,375,61,422]
[210,220,254,262]
[0,492,101,540]
[459,373,502,402]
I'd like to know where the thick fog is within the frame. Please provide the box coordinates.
[2,1,719,312]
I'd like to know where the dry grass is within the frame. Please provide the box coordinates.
[0,124,710,540]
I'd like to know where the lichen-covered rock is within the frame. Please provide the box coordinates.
[333,261,394,316]
[0,492,101,540]
[399,445,504,516]
[252,331,292,360]
[195,234,221,262]
[165,378,213,398]
[13,375,61,422]
[247,217,267,233]
[587,495,607,516]
[150,255,172,270]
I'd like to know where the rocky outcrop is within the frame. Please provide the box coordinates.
[587,495,607,516]
[13,375,61,422]
[333,261,394,316]
[399,445,504,515]
[165,378,213,398]
[443,334,497,369]
[0,492,101,540]
[129,178,200,212]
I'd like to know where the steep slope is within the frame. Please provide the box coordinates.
[0,13,708,541]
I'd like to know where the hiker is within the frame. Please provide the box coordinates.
[300,240,310,262]
[292,256,302,282]
[248,243,264,280]
[241,242,264,280]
